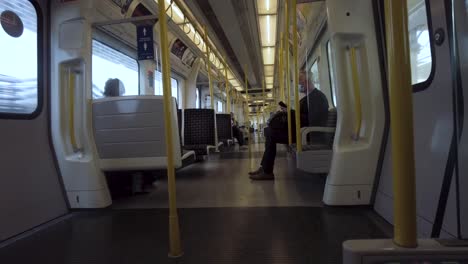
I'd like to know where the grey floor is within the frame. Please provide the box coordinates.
[0,134,393,264]
[112,142,326,209]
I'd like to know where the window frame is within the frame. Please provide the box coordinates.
[0,0,43,120]
[91,38,140,98]
[309,57,320,90]
[326,40,337,107]
[378,0,436,92]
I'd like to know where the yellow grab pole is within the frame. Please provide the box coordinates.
[279,34,285,103]
[349,47,362,140]
[245,65,252,158]
[292,0,301,152]
[224,59,231,113]
[385,0,417,248]
[262,79,266,125]
[158,0,183,257]
[203,26,214,110]
[68,70,78,151]
[285,2,292,146]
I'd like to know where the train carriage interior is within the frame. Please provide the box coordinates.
[0,0,468,263]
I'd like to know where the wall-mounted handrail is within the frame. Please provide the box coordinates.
[385,0,417,248]
[158,0,182,257]
[68,69,78,152]
[349,46,362,140]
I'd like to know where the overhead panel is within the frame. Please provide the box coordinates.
[259,15,277,46]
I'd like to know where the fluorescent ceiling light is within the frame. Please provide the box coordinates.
[266,83,273,89]
[265,76,273,84]
[267,93,273,98]
[264,65,274,76]
[227,70,234,80]
[257,0,278,15]
[259,15,277,46]
[262,47,275,65]
[235,86,243,91]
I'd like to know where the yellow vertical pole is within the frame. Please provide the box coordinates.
[349,47,362,140]
[385,0,417,248]
[292,0,301,152]
[158,0,182,257]
[285,2,292,146]
[279,34,285,103]
[245,65,252,159]
[203,26,214,111]
[224,59,231,113]
[262,79,266,126]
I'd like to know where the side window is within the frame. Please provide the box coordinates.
[326,40,337,107]
[310,59,320,90]
[92,40,139,99]
[217,100,223,112]
[154,70,179,104]
[0,0,39,115]
[195,87,200,108]
[407,0,433,85]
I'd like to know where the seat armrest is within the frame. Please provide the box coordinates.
[301,127,336,145]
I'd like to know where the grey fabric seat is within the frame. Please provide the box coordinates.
[92,96,195,171]
[296,108,337,173]
[183,109,216,156]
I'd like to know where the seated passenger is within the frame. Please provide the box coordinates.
[249,70,329,180]
[103,78,125,97]
[231,112,247,149]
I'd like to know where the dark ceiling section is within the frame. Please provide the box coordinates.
[194,0,250,89]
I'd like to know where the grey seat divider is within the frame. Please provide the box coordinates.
[92,95,194,171]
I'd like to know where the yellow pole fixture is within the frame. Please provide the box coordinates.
[292,0,301,152]
[158,0,183,257]
[279,34,285,103]
[349,47,362,140]
[262,79,266,125]
[285,2,292,145]
[245,65,252,159]
[203,26,214,111]
[224,58,231,113]
[385,0,417,248]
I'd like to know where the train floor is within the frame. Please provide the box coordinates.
[0,135,392,264]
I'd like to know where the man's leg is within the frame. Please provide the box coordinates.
[250,127,275,180]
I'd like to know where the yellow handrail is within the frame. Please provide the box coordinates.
[224,57,231,113]
[285,2,292,146]
[279,34,285,103]
[292,0,301,152]
[245,65,252,160]
[68,70,78,151]
[203,26,214,110]
[385,0,417,248]
[349,47,362,140]
[262,79,266,125]
[158,0,183,257]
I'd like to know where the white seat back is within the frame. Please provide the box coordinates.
[92,95,182,170]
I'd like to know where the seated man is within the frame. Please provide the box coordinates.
[249,70,329,180]
[231,112,247,149]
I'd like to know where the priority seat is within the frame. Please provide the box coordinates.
[92,95,195,171]
[183,109,217,156]
[216,113,233,146]
[295,108,337,173]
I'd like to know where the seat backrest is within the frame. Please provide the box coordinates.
[184,109,216,146]
[324,108,337,146]
[216,113,232,142]
[92,95,181,170]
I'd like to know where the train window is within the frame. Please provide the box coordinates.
[217,100,223,112]
[407,0,433,84]
[195,87,200,108]
[154,70,179,103]
[310,59,320,90]
[92,40,139,98]
[326,40,337,107]
[0,0,39,115]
